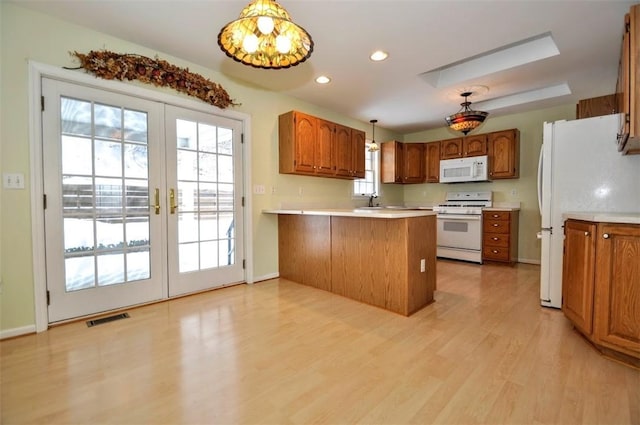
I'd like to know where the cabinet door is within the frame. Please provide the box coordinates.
[425,141,440,183]
[593,223,640,357]
[351,128,366,179]
[402,143,425,183]
[293,112,317,173]
[381,141,402,183]
[562,220,597,335]
[440,138,463,159]
[463,134,488,156]
[488,129,519,179]
[333,123,353,177]
[315,119,334,175]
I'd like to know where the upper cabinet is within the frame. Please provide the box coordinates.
[279,111,365,180]
[381,141,425,184]
[488,129,520,179]
[440,138,463,159]
[463,134,488,157]
[616,4,640,154]
[425,141,440,183]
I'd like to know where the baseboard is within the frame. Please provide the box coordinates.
[251,272,280,283]
[518,258,541,265]
[0,324,36,340]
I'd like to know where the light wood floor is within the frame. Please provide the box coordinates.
[1,260,638,424]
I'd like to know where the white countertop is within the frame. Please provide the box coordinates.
[563,212,640,225]
[483,207,521,212]
[263,208,437,219]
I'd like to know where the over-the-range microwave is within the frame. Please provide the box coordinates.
[439,155,489,183]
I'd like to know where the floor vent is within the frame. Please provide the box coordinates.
[86,312,130,327]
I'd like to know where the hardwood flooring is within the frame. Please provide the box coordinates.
[1,260,638,424]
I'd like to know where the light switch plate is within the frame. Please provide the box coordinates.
[3,173,25,189]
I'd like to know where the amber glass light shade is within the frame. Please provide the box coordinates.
[217,0,314,69]
[445,92,489,135]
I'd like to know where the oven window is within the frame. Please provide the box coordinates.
[443,221,468,232]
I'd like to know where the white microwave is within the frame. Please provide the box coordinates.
[439,155,489,183]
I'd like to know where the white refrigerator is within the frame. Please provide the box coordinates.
[537,113,640,308]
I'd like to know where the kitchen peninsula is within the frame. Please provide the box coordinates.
[263,209,437,316]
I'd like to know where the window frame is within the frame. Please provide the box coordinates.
[352,141,380,198]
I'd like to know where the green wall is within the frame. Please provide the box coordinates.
[0,2,573,333]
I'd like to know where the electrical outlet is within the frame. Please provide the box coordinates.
[298,187,304,196]
[510,188,518,196]
[420,259,426,272]
[3,173,25,189]
[271,186,277,194]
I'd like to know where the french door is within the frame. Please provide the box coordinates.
[42,78,244,323]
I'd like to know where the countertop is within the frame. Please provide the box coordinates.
[263,208,437,219]
[563,212,640,225]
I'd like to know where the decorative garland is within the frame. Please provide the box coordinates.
[67,50,239,109]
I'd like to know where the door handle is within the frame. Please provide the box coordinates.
[170,188,177,214]
[154,188,160,215]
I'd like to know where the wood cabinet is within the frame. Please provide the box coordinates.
[576,94,617,119]
[279,110,365,179]
[440,138,463,159]
[381,141,425,184]
[562,220,597,336]
[277,213,436,316]
[562,219,640,367]
[425,141,440,183]
[616,4,640,154]
[463,134,488,157]
[482,210,519,264]
[333,124,365,178]
[488,129,520,179]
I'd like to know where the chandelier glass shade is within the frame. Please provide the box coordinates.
[217,0,314,69]
[368,119,380,152]
[445,92,489,135]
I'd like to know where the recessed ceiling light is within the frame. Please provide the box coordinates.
[370,50,389,62]
[472,83,571,110]
[421,32,559,88]
[315,75,331,84]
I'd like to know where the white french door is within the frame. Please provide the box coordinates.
[165,106,244,296]
[42,78,245,323]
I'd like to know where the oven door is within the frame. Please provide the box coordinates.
[436,214,482,250]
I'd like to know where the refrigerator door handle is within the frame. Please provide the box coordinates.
[537,144,544,215]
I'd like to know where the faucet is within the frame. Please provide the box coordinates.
[368,193,378,207]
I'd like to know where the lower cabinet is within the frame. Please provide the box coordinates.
[277,214,436,316]
[482,210,519,264]
[563,219,640,367]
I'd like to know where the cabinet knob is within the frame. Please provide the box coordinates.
[493,224,499,227]
[492,237,499,241]
[492,250,499,254]
[492,214,499,218]
[603,233,610,239]
[584,231,590,236]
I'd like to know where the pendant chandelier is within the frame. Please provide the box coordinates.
[445,92,489,135]
[217,0,314,69]
[368,119,380,152]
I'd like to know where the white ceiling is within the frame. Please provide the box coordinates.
[13,0,635,134]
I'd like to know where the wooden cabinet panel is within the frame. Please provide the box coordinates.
[488,129,520,179]
[279,111,365,179]
[352,128,366,179]
[278,215,331,292]
[333,123,352,177]
[381,141,425,184]
[577,94,617,119]
[440,138,463,159]
[593,223,640,358]
[402,143,425,183]
[463,134,488,157]
[616,5,639,154]
[425,141,440,183]
[562,220,597,335]
[482,210,519,264]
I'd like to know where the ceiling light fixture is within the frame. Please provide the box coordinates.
[315,75,331,84]
[217,0,314,69]
[370,50,389,62]
[369,119,380,152]
[445,92,489,135]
